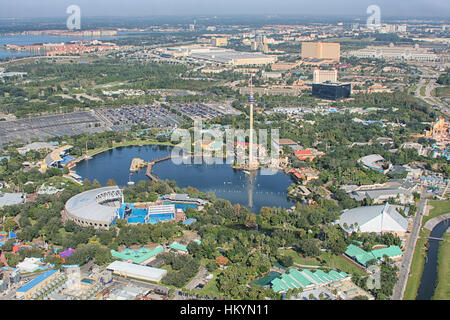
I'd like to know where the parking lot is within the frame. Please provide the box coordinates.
[98,105,183,130]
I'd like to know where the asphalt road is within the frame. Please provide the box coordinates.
[392,188,429,300]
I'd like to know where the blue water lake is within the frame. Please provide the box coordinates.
[74,145,296,213]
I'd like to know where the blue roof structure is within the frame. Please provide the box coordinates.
[182,218,197,225]
[17,269,57,293]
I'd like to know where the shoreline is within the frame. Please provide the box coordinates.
[70,139,175,169]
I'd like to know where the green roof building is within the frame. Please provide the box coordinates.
[168,242,188,253]
[270,268,351,293]
[371,246,403,260]
[111,246,165,264]
[344,244,403,267]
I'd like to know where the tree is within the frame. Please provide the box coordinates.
[206,261,218,272]
[106,179,117,186]
[297,239,320,257]
[3,218,18,232]
[278,255,293,268]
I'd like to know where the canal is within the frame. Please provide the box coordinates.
[416,218,449,300]
[74,144,296,213]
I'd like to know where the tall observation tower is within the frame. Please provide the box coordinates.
[247,77,258,170]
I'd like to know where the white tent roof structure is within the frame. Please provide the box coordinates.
[339,203,409,234]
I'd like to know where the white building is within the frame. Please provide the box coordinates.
[347,44,439,62]
[313,68,337,84]
[339,203,409,236]
[106,261,167,283]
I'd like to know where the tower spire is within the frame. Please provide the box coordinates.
[248,76,257,170]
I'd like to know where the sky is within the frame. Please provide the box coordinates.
[0,0,449,18]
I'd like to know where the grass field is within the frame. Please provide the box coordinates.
[404,200,450,299]
[403,233,429,300]
[433,87,450,98]
[432,232,450,300]
[195,269,221,297]
[276,249,367,276]
[277,248,320,266]
[319,252,367,276]
[424,200,450,225]
[420,85,427,97]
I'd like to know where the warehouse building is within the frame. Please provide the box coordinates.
[106,261,167,283]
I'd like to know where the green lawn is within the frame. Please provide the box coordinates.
[424,200,450,225]
[276,249,366,276]
[433,87,450,98]
[277,248,320,266]
[403,200,450,300]
[432,232,450,300]
[195,269,221,298]
[420,85,427,97]
[319,252,367,277]
[404,232,429,300]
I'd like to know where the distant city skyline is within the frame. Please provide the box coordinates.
[0,0,449,18]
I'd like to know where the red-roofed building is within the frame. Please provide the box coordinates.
[289,168,320,184]
[293,148,324,161]
[294,150,314,161]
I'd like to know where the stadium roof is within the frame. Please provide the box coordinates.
[339,203,409,234]
[65,186,122,224]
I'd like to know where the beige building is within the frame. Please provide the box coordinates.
[271,61,302,71]
[313,68,338,84]
[302,41,340,61]
[212,37,228,47]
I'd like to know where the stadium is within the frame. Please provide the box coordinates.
[64,186,123,229]
[64,187,193,229]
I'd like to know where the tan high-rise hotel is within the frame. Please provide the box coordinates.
[301,41,340,61]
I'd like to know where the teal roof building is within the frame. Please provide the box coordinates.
[271,268,350,293]
[344,244,403,267]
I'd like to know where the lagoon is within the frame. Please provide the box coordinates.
[74,145,296,213]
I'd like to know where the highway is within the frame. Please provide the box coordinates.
[415,67,449,115]
[392,188,430,300]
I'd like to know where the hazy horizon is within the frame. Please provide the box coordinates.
[0,0,449,19]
